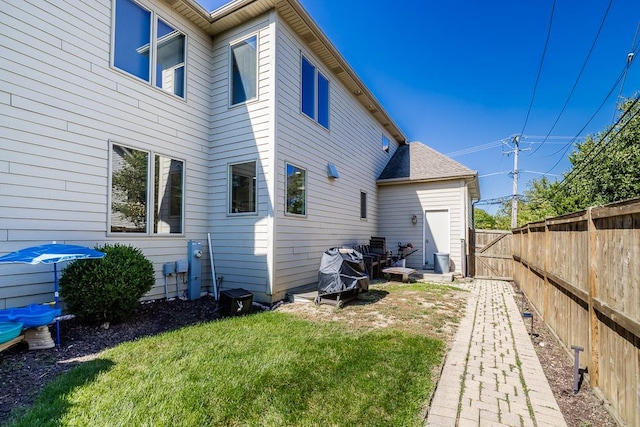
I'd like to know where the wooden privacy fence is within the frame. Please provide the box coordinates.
[513,199,640,427]
[469,229,513,280]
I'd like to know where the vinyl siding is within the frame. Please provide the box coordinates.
[208,13,275,301]
[378,180,468,274]
[271,17,398,298]
[0,0,213,308]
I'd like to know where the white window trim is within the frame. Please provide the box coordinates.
[227,159,259,216]
[360,190,367,220]
[382,134,390,153]
[285,161,307,218]
[110,0,188,100]
[107,140,186,236]
[228,32,260,108]
[300,53,330,130]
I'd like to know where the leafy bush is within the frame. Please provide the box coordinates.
[60,243,154,323]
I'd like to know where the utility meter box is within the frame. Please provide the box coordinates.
[219,288,253,316]
[187,241,202,300]
[176,259,189,273]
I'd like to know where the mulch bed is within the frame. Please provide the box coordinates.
[0,296,222,425]
[511,283,619,427]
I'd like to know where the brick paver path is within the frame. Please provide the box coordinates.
[425,279,566,427]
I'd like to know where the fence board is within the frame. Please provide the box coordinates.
[470,229,513,280]
[513,198,640,427]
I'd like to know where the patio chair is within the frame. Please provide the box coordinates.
[354,245,380,279]
[369,236,391,268]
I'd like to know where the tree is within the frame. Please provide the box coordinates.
[473,208,497,229]
[112,149,148,229]
[507,95,640,226]
[556,96,640,213]
[493,201,514,229]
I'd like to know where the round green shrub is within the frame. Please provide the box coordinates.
[60,243,155,323]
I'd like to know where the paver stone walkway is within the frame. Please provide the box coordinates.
[425,279,566,427]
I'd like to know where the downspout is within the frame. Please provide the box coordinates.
[265,8,278,299]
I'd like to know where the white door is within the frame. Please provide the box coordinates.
[424,210,450,269]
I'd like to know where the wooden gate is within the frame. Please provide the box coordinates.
[469,229,513,280]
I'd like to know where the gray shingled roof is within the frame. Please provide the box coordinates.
[377,142,479,195]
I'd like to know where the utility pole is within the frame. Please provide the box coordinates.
[511,135,519,228]
[502,135,529,228]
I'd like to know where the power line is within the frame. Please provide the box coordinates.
[445,135,575,158]
[544,44,640,173]
[480,169,559,178]
[444,138,506,157]
[520,170,560,177]
[613,20,639,121]
[530,0,613,156]
[525,135,582,140]
[519,0,556,137]
[474,195,523,206]
[556,94,640,191]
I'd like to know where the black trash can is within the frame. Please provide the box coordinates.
[219,288,253,316]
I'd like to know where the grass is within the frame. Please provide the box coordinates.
[8,310,446,427]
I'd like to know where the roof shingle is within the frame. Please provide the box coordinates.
[378,141,477,182]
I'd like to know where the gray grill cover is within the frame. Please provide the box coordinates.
[317,248,369,296]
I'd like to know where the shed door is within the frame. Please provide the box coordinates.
[424,210,450,269]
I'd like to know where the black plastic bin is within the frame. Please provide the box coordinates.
[219,288,253,316]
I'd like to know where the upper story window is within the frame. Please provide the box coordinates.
[229,161,257,214]
[230,35,258,105]
[109,143,184,234]
[112,0,186,98]
[301,55,329,129]
[382,135,390,153]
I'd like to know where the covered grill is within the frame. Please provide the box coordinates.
[315,248,369,308]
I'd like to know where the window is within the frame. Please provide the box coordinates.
[360,191,367,219]
[110,143,184,234]
[113,0,186,98]
[229,161,257,213]
[301,55,329,129]
[286,163,306,216]
[382,135,390,153]
[301,56,315,118]
[154,155,183,233]
[317,73,329,128]
[230,35,257,105]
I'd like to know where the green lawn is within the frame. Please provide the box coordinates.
[9,300,447,426]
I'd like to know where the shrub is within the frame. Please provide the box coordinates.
[60,243,155,323]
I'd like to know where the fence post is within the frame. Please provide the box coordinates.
[543,219,550,321]
[587,207,599,388]
[469,228,475,277]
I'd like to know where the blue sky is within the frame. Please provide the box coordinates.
[199,0,640,213]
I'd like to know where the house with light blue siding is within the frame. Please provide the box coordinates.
[0,0,478,307]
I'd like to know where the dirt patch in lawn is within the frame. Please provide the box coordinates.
[275,281,468,343]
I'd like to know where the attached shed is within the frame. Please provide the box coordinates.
[377,142,480,275]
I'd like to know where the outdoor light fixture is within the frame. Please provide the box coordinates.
[411,214,418,224]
